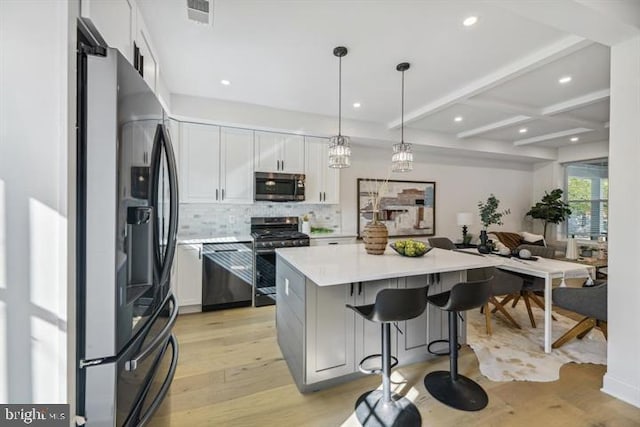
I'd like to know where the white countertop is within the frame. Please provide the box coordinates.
[276,244,503,286]
[178,235,253,245]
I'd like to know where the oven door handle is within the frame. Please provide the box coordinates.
[255,249,276,255]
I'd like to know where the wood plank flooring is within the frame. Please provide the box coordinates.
[148,306,640,427]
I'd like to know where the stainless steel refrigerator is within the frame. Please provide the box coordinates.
[76,19,179,426]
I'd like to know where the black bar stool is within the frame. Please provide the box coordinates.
[423,278,492,411]
[346,286,428,427]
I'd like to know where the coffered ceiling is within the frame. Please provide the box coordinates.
[138,0,613,151]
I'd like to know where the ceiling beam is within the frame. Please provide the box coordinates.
[513,128,592,146]
[457,115,531,139]
[458,95,607,139]
[387,35,593,130]
[541,89,610,115]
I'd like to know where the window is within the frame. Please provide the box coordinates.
[565,159,608,240]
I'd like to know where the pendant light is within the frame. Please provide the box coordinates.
[392,62,413,172]
[328,46,351,168]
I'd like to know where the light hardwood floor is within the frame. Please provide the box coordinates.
[148,306,640,427]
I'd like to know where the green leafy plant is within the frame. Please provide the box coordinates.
[478,194,511,230]
[526,188,572,238]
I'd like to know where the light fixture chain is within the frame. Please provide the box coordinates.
[401,68,405,143]
[338,55,342,136]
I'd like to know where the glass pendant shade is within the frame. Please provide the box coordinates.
[392,141,413,172]
[329,46,351,168]
[329,134,351,168]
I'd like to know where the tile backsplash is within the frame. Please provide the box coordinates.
[178,203,342,239]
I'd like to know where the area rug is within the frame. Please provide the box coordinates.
[466,302,607,382]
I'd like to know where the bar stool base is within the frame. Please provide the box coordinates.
[354,390,421,427]
[424,371,488,411]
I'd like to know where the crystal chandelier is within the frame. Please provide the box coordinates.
[392,62,413,172]
[329,46,351,168]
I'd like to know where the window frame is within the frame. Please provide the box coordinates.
[563,158,608,241]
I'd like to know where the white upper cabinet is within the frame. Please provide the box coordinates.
[179,122,254,204]
[134,4,158,92]
[81,0,135,64]
[255,132,304,173]
[305,137,340,204]
[81,0,159,93]
[219,127,254,203]
[179,122,220,203]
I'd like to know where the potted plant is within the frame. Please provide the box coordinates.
[477,194,511,253]
[526,188,572,239]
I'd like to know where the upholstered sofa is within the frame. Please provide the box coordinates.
[488,231,555,258]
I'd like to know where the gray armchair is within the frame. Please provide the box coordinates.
[552,283,607,348]
[509,243,556,328]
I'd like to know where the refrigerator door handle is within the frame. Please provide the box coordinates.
[150,123,179,287]
[125,293,178,371]
[135,334,179,426]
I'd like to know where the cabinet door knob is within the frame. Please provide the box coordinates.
[221,188,225,200]
[216,189,219,200]
[277,160,280,170]
[281,160,284,170]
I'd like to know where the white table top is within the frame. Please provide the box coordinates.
[458,249,594,279]
[276,244,502,286]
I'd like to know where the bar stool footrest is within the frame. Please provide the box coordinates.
[358,353,398,375]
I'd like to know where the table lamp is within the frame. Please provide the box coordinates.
[457,212,474,245]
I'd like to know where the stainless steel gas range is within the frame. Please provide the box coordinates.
[251,217,310,306]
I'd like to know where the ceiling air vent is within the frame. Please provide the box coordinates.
[187,0,212,25]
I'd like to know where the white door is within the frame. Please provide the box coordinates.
[135,13,157,93]
[81,0,135,63]
[180,123,220,203]
[281,134,305,173]
[254,131,281,172]
[220,127,254,203]
[304,137,323,203]
[175,244,203,309]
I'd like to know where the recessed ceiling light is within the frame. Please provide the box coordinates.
[519,128,528,134]
[353,102,361,108]
[463,16,478,27]
[220,79,231,86]
[558,76,572,84]
[454,116,463,122]
[570,136,579,142]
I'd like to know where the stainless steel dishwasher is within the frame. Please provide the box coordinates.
[202,241,253,311]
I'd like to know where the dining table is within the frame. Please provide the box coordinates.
[458,249,595,353]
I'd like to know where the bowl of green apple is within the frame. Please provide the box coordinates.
[389,239,432,257]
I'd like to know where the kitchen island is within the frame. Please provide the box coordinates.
[275,243,501,392]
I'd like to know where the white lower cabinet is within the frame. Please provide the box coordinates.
[276,254,466,392]
[175,244,203,312]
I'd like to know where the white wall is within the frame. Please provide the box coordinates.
[340,144,534,241]
[602,34,640,408]
[0,0,77,407]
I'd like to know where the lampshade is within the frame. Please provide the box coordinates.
[457,212,473,226]
[391,62,413,172]
[329,46,351,169]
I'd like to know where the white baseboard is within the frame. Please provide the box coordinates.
[602,373,640,408]
[178,304,202,314]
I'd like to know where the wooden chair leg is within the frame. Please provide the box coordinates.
[491,295,514,314]
[511,294,521,308]
[552,317,596,349]
[598,320,608,340]
[577,324,595,339]
[523,293,536,328]
[528,292,558,321]
[490,296,521,329]
[484,303,492,335]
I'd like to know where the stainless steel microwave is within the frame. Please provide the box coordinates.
[254,172,305,202]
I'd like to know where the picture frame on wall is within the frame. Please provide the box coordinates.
[357,178,436,238]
